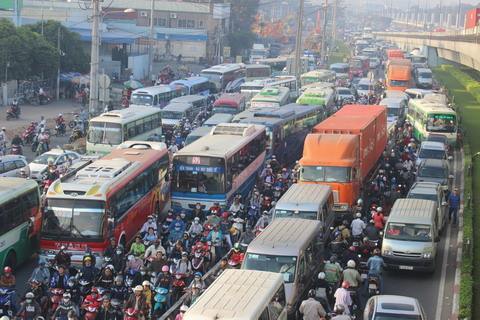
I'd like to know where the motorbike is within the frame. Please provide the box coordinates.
[171,273,187,302]
[124,308,140,320]
[227,251,244,268]
[69,127,83,143]
[10,144,22,155]
[22,125,36,145]
[0,287,15,317]
[36,136,50,155]
[83,304,99,320]
[48,288,64,315]
[153,287,169,317]
[367,274,381,297]
[55,122,66,136]
[6,105,20,120]
[191,246,206,274]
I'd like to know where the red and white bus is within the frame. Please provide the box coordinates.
[212,93,246,115]
[39,142,169,266]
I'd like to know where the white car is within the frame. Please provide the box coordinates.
[356,78,374,96]
[364,295,427,320]
[416,141,451,166]
[29,149,81,181]
[335,87,355,102]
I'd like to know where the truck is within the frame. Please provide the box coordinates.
[349,56,369,77]
[299,105,387,214]
[465,8,480,29]
[249,44,269,64]
[386,59,412,91]
[386,49,405,60]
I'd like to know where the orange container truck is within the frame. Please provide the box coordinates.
[386,49,405,60]
[386,59,412,91]
[299,105,387,213]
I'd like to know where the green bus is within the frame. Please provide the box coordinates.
[296,87,335,114]
[407,99,457,145]
[0,178,40,269]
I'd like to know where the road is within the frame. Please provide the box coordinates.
[383,149,462,320]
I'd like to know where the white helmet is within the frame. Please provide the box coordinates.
[355,212,362,218]
[180,305,189,312]
[318,272,326,280]
[377,207,383,213]
[347,260,356,268]
[357,199,363,205]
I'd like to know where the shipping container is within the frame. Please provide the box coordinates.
[465,8,480,29]
[386,49,405,60]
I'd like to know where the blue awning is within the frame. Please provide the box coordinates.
[68,27,140,44]
[156,32,207,42]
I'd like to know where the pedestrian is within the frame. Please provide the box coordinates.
[299,289,327,320]
[448,187,461,225]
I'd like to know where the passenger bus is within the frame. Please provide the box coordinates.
[184,269,287,320]
[242,218,323,317]
[407,99,457,145]
[212,93,246,115]
[240,76,298,102]
[203,113,234,127]
[329,63,350,77]
[161,103,202,132]
[245,64,272,81]
[300,69,336,87]
[130,85,183,108]
[200,64,246,92]
[250,87,290,108]
[0,178,41,269]
[232,104,323,164]
[171,123,266,212]
[40,142,170,266]
[170,76,211,96]
[296,87,335,114]
[87,107,162,155]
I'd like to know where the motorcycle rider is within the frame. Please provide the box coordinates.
[49,265,69,290]
[342,260,362,305]
[334,281,353,316]
[0,266,16,288]
[188,217,203,237]
[175,252,192,278]
[56,113,66,135]
[36,128,49,154]
[54,246,71,267]
[80,256,99,283]
[29,258,50,286]
[313,272,331,312]
[350,213,366,239]
[324,256,342,290]
[144,238,166,261]
[364,220,380,241]
[140,215,158,237]
[104,237,118,258]
[96,265,115,288]
[331,305,353,320]
[111,276,128,304]
[372,207,385,230]
[96,295,122,320]
[129,235,146,258]
[81,286,101,313]
[111,246,126,273]
[10,134,23,151]
[16,292,42,319]
[0,127,7,155]
[125,285,148,319]
[52,292,79,319]
[229,195,243,215]
[367,249,385,294]
[299,289,327,320]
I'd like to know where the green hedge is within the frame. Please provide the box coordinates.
[439,65,480,104]
[461,144,473,319]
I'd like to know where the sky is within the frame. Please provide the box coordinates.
[309,0,480,6]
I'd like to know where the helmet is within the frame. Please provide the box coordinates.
[114,275,123,283]
[221,212,229,219]
[233,243,241,251]
[318,272,326,280]
[194,272,202,278]
[25,292,35,299]
[356,212,362,218]
[377,207,383,213]
[341,281,350,289]
[63,292,71,299]
[347,260,356,268]
[90,287,98,294]
[58,113,63,117]
[162,265,169,272]
[329,255,337,263]
[373,248,381,256]
[142,280,150,287]
[308,289,316,298]
[334,304,345,314]
[348,246,356,252]
[3,266,11,274]
[357,198,363,206]
[179,305,189,312]
[134,285,143,292]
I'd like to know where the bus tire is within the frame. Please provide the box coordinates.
[5,251,16,270]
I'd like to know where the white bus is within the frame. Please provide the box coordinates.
[86,107,162,155]
[184,269,287,320]
[130,85,183,109]
[250,87,290,108]
[170,76,211,96]
[246,64,272,81]
[241,76,298,102]
[200,63,246,92]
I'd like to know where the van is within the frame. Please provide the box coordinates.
[203,113,234,127]
[379,97,407,127]
[169,94,208,110]
[407,182,448,234]
[414,68,433,89]
[273,184,334,236]
[242,218,323,315]
[161,102,204,131]
[184,126,212,146]
[0,155,29,178]
[381,199,439,272]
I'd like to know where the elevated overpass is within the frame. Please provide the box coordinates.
[375,28,480,72]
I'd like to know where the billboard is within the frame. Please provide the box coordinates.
[0,0,22,11]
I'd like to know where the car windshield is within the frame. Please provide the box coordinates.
[338,89,352,95]
[419,72,432,79]
[300,166,351,183]
[351,60,362,68]
[358,84,371,90]
[212,105,238,114]
[274,209,317,220]
[385,223,432,242]
[173,156,226,194]
[426,114,456,133]
[387,107,401,116]
[87,122,122,145]
[130,94,153,106]
[408,193,438,202]
[373,314,422,320]
[243,253,297,283]
[42,199,104,240]
[418,148,444,160]
[32,153,57,165]
[419,165,447,179]
[331,66,349,73]
[162,111,183,120]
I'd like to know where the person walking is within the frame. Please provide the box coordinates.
[448,187,461,225]
[299,289,327,320]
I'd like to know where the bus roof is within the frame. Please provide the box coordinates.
[170,76,209,87]
[170,94,206,104]
[201,63,243,74]
[89,107,160,124]
[184,269,284,320]
[213,93,245,107]
[162,103,194,112]
[301,69,335,78]
[246,218,322,256]
[330,63,349,68]
[0,177,38,204]
[387,199,436,225]
[245,64,270,70]
[174,123,266,158]
[131,85,173,95]
[251,87,290,102]
[203,113,234,126]
[409,100,456,114]
[47,142,168,201]
[300,134,358,167]
[233,104,319,127]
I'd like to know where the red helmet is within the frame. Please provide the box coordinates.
[341,281,350,289]
[222,212,229,219]
[3,266,12,274]
[90,287,98,294]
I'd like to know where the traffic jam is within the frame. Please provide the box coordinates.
[0,30,460,320]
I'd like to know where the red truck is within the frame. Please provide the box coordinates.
[386,49,405,60]
[465,8,480,29]
[349,56,369,77]
[300,105,387,213]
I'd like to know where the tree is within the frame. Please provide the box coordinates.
[228,0,259,56]
[0,19,31,81]
[28,20,89,73]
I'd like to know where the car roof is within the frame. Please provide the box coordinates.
[420,141,445,150]
[408,181,441,194]
[0,155,26,162]
[359,78,373,84]
[419,158,447,168]
[337,87,352,91]
[42,149,77,156]
[373,295,422,316]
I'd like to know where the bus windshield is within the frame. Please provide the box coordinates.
[331,66,349,74]
[130,94,153,106]
[162,111,184,120]
[387,107,401,116]
[350,60,362,68]
[300,166,351,183]
[42,199,104,240]
[173,156,226,194]
[243,253,297,283]
[275,209,317,220]
[385,223,432,242]
[390,80,409,87]
[87,122,122,145]
[426,114,456,133]
[213,105,238,114]
[200,72,222,83]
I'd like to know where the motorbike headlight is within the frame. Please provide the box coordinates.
[422,252,432,259]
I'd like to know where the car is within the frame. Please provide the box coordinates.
[407,181,448,233]
[416,140,451,166]
[356,77,374,96]
[369,57,381,69]
[364,295,427,320]
[426,134,452,156]
[29,149,81,181]
[416,158,453,190]
[0,155,30,178]
[335,87,355,102]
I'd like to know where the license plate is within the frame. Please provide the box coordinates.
[399,265,414,270]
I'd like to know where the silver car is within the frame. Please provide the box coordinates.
[415,158,453,190]
[0,155,30,178]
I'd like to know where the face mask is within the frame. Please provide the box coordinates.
[141,272,146,275]
[26,299,32,303]
[194,221,199,224]
[63,298,70,303]
[116,250,122,255]
[196,205,201,209]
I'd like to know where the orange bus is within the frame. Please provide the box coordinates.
[40,142,169,266]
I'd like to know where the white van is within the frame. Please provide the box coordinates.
[379,97,407,127]
[382,199,439,272]
[242,218,323,316]
[415,68,433,89]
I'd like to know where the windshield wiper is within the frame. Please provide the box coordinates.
[70,224,88,239]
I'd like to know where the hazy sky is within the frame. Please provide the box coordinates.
[309,0,479,5]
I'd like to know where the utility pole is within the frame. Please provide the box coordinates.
[331,0,338,42]
[148,0,155,81]
[456,0,461,28]
[89,0,100,117]
[56,27,61,101]
[293,0,305,80]
[320,0,328,65]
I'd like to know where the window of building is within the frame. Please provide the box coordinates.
[178,19,187,28]
[155,17,167,27]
